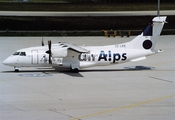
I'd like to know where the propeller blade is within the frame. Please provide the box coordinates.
[48,40,51,50]
[45,40,52,64]
[49,54,52,64]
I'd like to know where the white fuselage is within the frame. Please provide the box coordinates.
[3,43,154,70]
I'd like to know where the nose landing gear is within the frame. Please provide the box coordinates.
[14,66,21,72]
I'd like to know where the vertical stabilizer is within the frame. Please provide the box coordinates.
[128,16,167,50]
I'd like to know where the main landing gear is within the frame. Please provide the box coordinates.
[71,68,79,73]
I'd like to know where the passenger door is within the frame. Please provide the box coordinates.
[31,50,38,64]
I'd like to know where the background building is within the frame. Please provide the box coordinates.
[13,0,30,2]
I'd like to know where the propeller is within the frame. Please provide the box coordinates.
[45,40,52,64]
[41,37,44,46]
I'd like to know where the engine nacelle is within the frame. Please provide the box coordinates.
[52,48,68,58]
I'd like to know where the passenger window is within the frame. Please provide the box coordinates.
[20,52,26,56]
[13,52,20,55]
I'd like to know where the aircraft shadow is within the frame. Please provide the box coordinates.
[1,70,56,73]
[1,66,154,77]
[61,71,84,77]
[81,66,154,72]
[80,68,151,72]
[1,70,84,77]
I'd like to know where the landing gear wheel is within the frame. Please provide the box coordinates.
[71,68,79,73]
[14,66,21,72]
[15,69,19,72]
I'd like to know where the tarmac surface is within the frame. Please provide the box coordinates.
[0,36,175,120]
[0,10,175,16]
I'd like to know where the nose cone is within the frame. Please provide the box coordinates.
[3,56,14,66]
[3,58,9,65]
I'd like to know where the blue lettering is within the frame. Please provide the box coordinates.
[113,53,121,63]
[98,51,107,61]
[79,53,96,61]
[108,51,111,61]
[79,51,127,62]
[122,53,127,61]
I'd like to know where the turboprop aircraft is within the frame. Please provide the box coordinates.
[3,16,167,72]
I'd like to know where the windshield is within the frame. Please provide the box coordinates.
[20,52,26,56]
[13,52,26,56]
[13,52,20,55]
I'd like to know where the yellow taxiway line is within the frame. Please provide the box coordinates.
[71,94,175,120]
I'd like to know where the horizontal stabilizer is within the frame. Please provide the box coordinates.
[153,17,167,23]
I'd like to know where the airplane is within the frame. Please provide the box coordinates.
[3,16,167,73]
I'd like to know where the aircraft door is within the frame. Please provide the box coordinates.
[31,50,38,64]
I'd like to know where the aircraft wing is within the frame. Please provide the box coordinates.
[58,42,89,53]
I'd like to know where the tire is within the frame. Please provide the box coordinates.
[15,69,19,72]
[71,68,79,73]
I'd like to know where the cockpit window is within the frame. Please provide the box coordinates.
[13,52,26,56]
[13,52,20,55]
[20,52,26,56]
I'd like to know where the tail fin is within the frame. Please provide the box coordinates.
[128,16,167,50]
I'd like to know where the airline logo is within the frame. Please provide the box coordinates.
[79,51,127,63]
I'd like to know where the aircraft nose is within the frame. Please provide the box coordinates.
[3,58,9,65]
[3,57,13,66]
